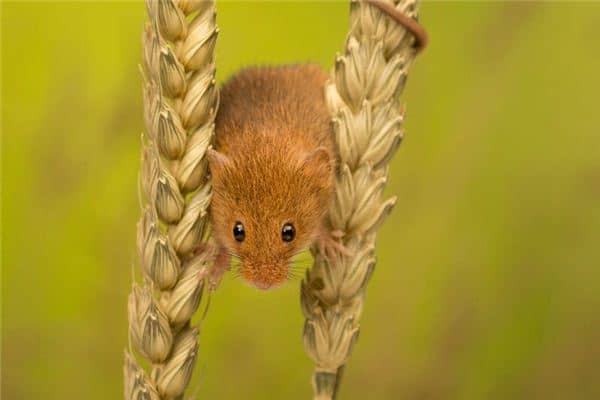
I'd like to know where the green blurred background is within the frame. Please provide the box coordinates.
[2,1,600,399]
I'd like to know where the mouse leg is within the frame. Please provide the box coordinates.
[208,247,232,290]
[191,243,231,289]
[316,227,352,265]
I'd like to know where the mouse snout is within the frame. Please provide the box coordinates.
[241,261,289,290]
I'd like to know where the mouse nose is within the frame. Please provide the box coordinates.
[241,262,288,290]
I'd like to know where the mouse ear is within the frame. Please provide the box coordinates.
[207,148,232,176]
[300,147,334,188]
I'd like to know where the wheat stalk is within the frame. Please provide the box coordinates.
[124,0,218,399]
[301,1,423,398]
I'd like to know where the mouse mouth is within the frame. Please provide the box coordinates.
[240,262,288,290]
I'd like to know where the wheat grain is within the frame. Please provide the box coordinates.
[125,1,218,398]
[301,1,424,398]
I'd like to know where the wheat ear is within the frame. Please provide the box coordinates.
[124,0,218,399]
[301,0,423,398]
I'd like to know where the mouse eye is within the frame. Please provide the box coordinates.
[281,223,295,242]
[233,221,245,242]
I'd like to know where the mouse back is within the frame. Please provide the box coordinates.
[215,64,333,156]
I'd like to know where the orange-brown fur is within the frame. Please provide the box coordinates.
[209,64,334,289]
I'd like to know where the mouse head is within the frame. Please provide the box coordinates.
[208,146,333,289]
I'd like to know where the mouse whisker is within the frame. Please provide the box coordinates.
[287,271,303,282]
[291,258,314,267]
[291,260,313,267]
[229,266,243,280]
[290,259,313,267]
[291,249,313,258]
[290,261,310,268]
[287,264,309,276]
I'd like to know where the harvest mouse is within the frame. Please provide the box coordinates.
[206,2,427,289]
[208,64,339,289]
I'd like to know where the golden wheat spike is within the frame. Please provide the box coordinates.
[125,1,218,398]
[301,1,424,398]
